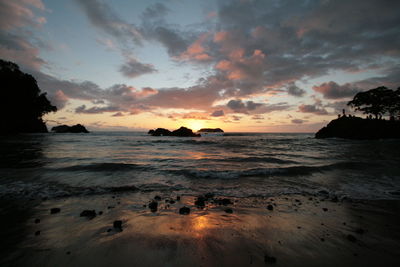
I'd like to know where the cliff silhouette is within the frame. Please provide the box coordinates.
[0,59,57,133]
[315,116,400,139]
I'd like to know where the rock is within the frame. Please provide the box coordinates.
[149,201,158,212]
[50,208,60,214]
[148,127,200,137]
[66,251,71,255]
[35,231,40,236]
[315,116,400,139]
[179,206,190,215]
[204,192,215,199]
[149,128,171,136]
[98,211,103,215]
[355,228,365,234]
[194,196,206,208]
[107,206,115,209]
[331,196,339,202]
[169,200,175,204]
[198,128,224,133]
[107,228,112,232]
[80,210,96,219]
[225,208,233,214]
[113,220,123,231]
[347,234,357,242]
[154,195,161,201]
[322,208,328,212]
[215,198,233,206]
[51,124,89,133]
[320,238,325,242]
[176,196,181,201]
[264,254,277,264]
[34,218,40,224]
[267,204,274,211]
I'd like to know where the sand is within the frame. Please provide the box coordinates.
[1,193,400,267]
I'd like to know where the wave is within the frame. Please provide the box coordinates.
[57,162,150,172]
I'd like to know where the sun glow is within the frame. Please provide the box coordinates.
[186,120,204,131]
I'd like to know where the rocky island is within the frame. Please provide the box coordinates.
[51,124,89,133]
[148,126,200,137]
[315,116,400,139]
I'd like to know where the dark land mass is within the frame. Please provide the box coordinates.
[197,128,224,133]
[0,59,56,134]
[315,116,400,139]
[51,124,89,133]
[148,126,200,137]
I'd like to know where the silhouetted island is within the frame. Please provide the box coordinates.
[0,59,57,133]
[51,124,89,133]
[315,116,400,139]
[198,128,224,133]
[148,127,200,137]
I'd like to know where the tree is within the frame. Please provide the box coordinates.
[0,59,57,133]
[347,86,400,119]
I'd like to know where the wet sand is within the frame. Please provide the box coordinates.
[1,193,400,267]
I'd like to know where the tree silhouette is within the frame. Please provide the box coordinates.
[347,86,400,119]
[0,59,57,133]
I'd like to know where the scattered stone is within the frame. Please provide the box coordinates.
[264,254,277,264]
[322,208,328,212]
[80,210,96,219]
[117,201,120,205]
[66,251,71,255]
[331,196,339,202]
[149,201,158,212]
[267,204,274,211]
[179,206,190,215]
[169,200,176,204]
[34,218,40,224]
[35,231,40,236]
[225,208,233,214]
[50,208,60,214]
[112,196,115,199]
[347,234,357,242]
[154,196,161,201]
[205,192,215,199]
[113,220,123,231]
[343,222,346,225]
[295,199,300,202]
[297,226,301,229]
[107,228,112,232]
[107,206,115,209]
[215,198,233,206]
[176,196,181,201]
[98,211,103,215]
[320,238,325,242]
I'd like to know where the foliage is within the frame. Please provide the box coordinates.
[0,59,57,133]
[347,86,400,119]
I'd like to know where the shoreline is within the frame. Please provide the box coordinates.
[1,192,400,266]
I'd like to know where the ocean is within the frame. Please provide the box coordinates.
[1,132,400,201]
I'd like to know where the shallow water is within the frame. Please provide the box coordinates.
[1,132,400,200]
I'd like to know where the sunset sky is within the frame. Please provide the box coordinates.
[1,0,399,132]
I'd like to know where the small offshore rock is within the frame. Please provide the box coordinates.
[149,201,158,212]
[113,220,123,231]
[179,206,190,215]
[50,208,60,214]
[80,210,96,219]
[267,204,274,211]
[34,218,40,224]
[225,208,233,214]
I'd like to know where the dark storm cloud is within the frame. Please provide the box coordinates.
[119,59,156,78]
[287,83,306,97]
[313,81,360,99]
[75,104,120,114]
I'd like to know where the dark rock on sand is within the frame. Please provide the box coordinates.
[204,192,215,199]
[322,208,328,212]
[176,196,181,201]
[168,200,175,204]
[35,231,40,236]
[34,218,40,224]
[50,208,60,214]
[80,210,96,219]
[154,195,161,201]
[98,211,103,215]
[267,204,274,211]
[347,234,357,242]
[225,208,233,214]
[149,201,158,212]
[264,254,277,264]
[179,207,190,215]
[51,124,89,133]
[113,220,123,231]
[215,198,233,206]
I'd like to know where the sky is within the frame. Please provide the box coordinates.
[1,0,399,132]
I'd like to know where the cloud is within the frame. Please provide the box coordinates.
[111,112,124,117]
[298,104,328,115]
[313,81,360,99]
[119,58,156,78]
[227,99,263,113]
[291,119,307,124]
[210,110,224,117]
[287,83,306,97]
[75,104,120,114]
